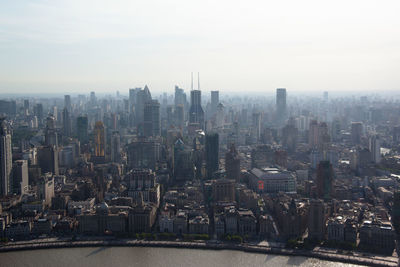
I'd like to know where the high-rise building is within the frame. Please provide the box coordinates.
[12,160,29,195]
[212,178,235,202]
[76,116,88,144]
[281,123,298,153]
[45,115,58,147]
[64,95,71,112]
[189,90,204,130]
[143,100,160,137]
[110,131,121,163]
[135,86,152,129]
[369,135,381,164]
[225,144,241,182]
[62,108,72,138]
[251,112,262,143]
[37,173,55,206]
[33,103,43,124]
[127,140,161,170]
[211,91,219,116]
[0,118,12,197]
[173,139,194,181]
[174,104,184,128]
[90,91,96,106]
[316,161,334,200]
[276,88,287,124]
[174,86,186,107]
[351,122,363,145]
[94,121,106,157]
[38,146,59,175]
[206,133,219,178]
[308,199,326,241]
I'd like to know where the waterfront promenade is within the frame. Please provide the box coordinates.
[0,237,398,267]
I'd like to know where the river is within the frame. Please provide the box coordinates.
[0,247,362,267]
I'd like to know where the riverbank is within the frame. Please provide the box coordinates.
[0,238,397,267]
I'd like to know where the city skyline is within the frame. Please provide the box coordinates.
[1,0,400,94]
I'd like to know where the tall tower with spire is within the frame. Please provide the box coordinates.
[188,73,204,130]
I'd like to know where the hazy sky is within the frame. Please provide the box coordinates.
[1,0,400,95]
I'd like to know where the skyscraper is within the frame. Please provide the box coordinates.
[308,199,326,241]
[189,90,204,130]
[45,115,58,147]
[110,131,121,163]
[225,144,240,182]
[12,160,29,195]
[174,86,186,107]
[64,95,71,112]
[62,108,72,138]
[369,135,381,164]
[211,90,219,116]
[94,121,106,157]
[143,100,161,137]
[38,146,59,175]
[316,161,334,200]
[276,88,287,124]
[0,118,12,197]
[206,133,219,178]
[76,116,88,144]
[135,86,152,129]
[351,122,363,145]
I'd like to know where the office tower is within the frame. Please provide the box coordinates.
[212,179,235,202]
[90,91,96,106]
[143,100,161,137]
[33,104,44,124]
[135,86,152,129]
[110,131,121,163]
[174,86,186,106]
[189,90,204,130]
[308,120,330,149]
[211,91,219,116]
[62,108,72,138]
[64,95,71,112]
[308,199,326,241]
[129,88,139,113]
[38,146,59,175]
[251,112,261,142]
[331,119,341,142]
[45,115,58,147]
[369,135,381,164]
[173,139,194,181]
[174,104,184,128]
[37,173,55,206]
[0,118,12,196]
[316,161,334,200]
[76,116,88,144]
[24,99,29,113]
[351,122,363,145]
[276,88,287,124]
[206,133,219,178]
[94,121,105,157]
[225,144,240,182]
[281,123,298,153]
[12,160,29,195]
[127,140,161,170]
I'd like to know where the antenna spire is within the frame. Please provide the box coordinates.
[198,72,200,91]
